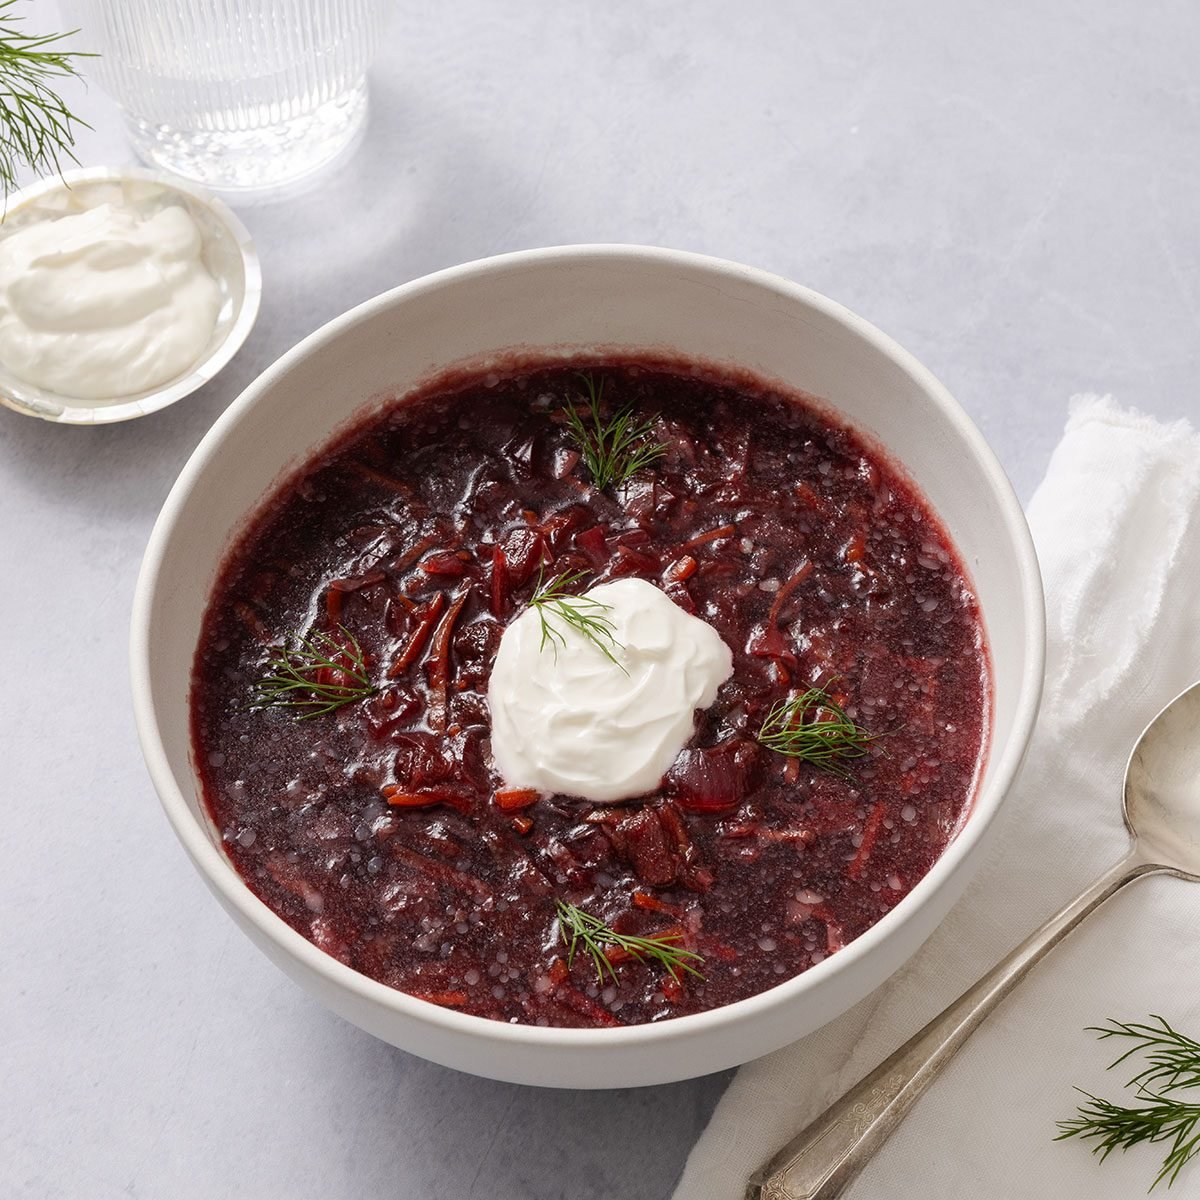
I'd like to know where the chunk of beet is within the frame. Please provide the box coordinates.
[663,581,697,614]
[665,741,754,813]
[537,505,590,554]
[612,543,661,575]
[575,524,609,567]
[612,808,678,886]
[420,551,468,577]
[392,731,455,789]
[501,526,546,586]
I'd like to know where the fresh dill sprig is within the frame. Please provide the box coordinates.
[756,682,879,779]
[1059,1093,1200,1190]
[528,567,625,670]
[249,626,377,719]
[1088,1017,1200,1095]
[0,2,94,201]
[563,372,666,491]
[554,900,704,985]
[1057,1016,1200,1190]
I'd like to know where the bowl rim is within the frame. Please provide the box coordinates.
[130,243,1045,1052]
[0,165,262,426]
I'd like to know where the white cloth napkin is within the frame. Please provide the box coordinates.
[673,397,1200,1200]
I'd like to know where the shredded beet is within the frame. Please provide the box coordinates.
[388,592,445,677]
[192,357,988,1028]
[494,788,541,812]
[382,786,472,815]
[425,591,467,734]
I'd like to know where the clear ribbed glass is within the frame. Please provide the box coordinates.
[61,0,389,190]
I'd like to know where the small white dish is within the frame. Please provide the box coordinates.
[0,166,261,425]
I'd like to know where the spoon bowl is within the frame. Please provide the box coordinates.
[1124,680,1200,880]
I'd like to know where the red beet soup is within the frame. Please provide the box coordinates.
[191,357,989,1028]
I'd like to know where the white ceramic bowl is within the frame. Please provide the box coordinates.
[131,246,1044,1088]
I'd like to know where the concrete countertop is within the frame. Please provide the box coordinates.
[4,2,1198,1196]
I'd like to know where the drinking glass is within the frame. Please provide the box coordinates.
[60,0,391,190]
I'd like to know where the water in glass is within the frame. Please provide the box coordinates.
[61,0,389,190]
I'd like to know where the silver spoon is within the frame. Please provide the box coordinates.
[748,679,1200,1200]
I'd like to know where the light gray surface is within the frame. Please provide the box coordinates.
[3,2,1198,1198]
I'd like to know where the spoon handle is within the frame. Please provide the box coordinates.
[747,851,1158,1200]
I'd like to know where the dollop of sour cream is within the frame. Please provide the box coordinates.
[488,577,734,803]
[0,200,220,399]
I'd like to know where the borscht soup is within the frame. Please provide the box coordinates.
[191,357,989,1028]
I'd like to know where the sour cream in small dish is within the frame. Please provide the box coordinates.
[0,200,220,399]
[0,167,259,425]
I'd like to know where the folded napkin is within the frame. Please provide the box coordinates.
[673,397,1200,1200]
